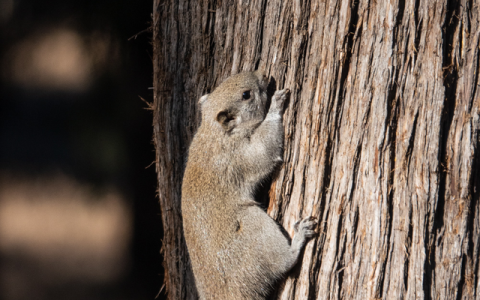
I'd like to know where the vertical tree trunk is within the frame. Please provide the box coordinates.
[152,0,480,299]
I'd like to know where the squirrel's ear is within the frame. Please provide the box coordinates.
[199,94,209,105]
[216,110,235,131]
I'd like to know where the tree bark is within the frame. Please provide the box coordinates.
[152,0,480,299]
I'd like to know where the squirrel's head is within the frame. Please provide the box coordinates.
[198,71,269,133]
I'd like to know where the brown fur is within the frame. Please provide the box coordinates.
[182,71,317,300]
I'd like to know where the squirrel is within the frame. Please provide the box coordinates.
[181,71,317,300]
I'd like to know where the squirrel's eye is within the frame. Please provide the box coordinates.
[242,91,251,100]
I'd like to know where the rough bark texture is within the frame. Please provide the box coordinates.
[152,0,480,299]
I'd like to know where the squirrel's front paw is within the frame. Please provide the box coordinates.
[270,88,290,113]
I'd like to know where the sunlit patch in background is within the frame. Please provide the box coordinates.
[2,27,118,92]
[0,174,132,300]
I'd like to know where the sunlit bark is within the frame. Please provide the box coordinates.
[153,0,480,299]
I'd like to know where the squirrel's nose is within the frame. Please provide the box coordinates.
[254,70,267,79]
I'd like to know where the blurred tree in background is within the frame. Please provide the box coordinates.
[0,1,162,299]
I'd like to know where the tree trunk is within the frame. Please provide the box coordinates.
[152,0,480,299]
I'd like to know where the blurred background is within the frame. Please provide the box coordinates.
[0,0,163,299]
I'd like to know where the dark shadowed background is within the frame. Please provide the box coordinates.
[0,1,163,299]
